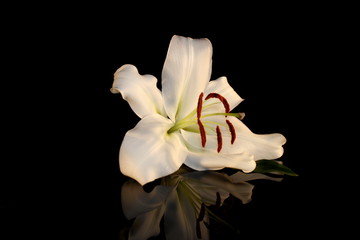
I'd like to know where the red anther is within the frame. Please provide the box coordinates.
[216,192,221,208]
[197,92,204,119]
[198,203,206,221]
[197,93,207,147]
[216,126,222,153]
[198,120,206,147]
[226,120,236,144]
[205,93,230,113]
[196,219,202,238]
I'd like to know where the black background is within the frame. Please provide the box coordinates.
[2,3,348,240]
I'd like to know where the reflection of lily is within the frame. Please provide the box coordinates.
[112,35,286,185]
[121,167,281,240]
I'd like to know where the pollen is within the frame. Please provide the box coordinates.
[216,192,221,208]
[205,92,230,113]
[226,120,236,144]
[196,203,206,239]
[198,203,206,221]
[197,93,207,147]
[197,92,204,119]
[196,220,202,238]
[198,120,206,147]
[216,125,223,153]
[195,91,239,151]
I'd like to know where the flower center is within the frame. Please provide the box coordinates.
[167,92,245,153]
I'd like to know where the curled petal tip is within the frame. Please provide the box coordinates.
[110,87,119,94]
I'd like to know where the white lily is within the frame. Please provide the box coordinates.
[111,35,286,185]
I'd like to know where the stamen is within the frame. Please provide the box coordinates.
[196,220,202,238]
[216,192,221,208]
[205,93,230,113]
[228,193,235,205]
[197,92,207,147]
[197,92,204,119]
[197,203,206,238]
[216,126,222,153]
[226,120,236,144]
[198,203,206,221]
[198,120,206,147]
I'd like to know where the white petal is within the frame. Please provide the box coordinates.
[164,189,209,240]
[128,205,165,240]
[230,117,287,160]
[181,124,247,154]
[184,150,256,173]
[181,126,231,154]
[181,116,286,160]
[121,180,173,219]
[120,114,187,185]
[111,64,166,118]
[204,76,243,112]
[184,171,254,204]
[162,35,213,121]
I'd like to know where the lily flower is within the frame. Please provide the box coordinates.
[111,35,286,185]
